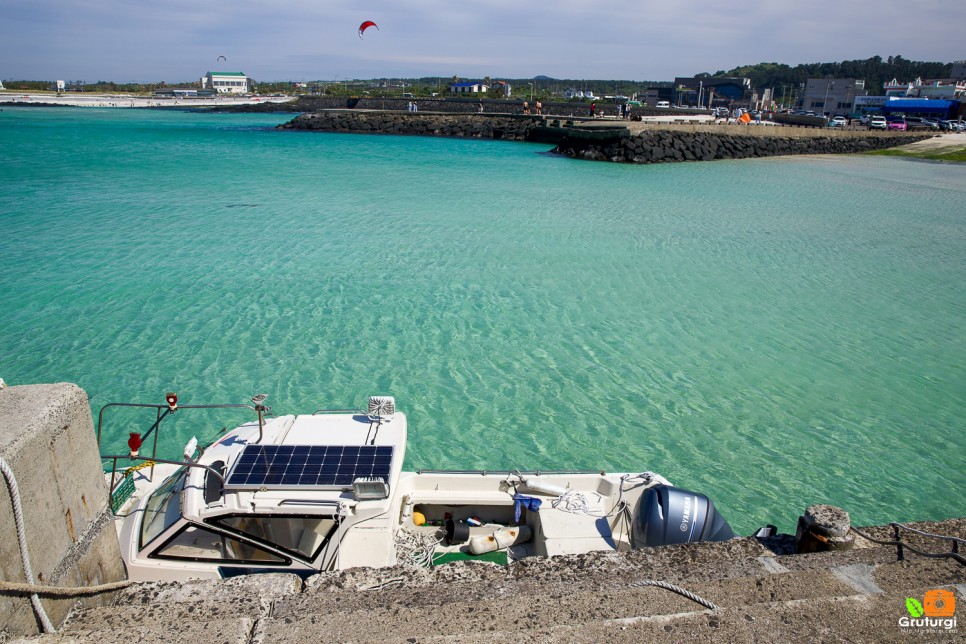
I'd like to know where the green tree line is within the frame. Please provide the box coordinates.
[698,55,952,95]
[3,56,954,97]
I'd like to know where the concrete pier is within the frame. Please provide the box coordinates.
[0,383,125,636]
[15,519,966,642]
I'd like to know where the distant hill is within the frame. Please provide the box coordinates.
[697,55,953,95]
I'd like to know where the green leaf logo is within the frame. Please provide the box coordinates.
[906,598,924,618]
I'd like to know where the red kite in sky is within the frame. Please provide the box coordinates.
[358,21,378,39]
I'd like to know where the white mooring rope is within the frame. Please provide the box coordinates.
[629,579,720,610]
[1,456,56,633]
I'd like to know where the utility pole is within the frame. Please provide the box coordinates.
[822,76,833,116]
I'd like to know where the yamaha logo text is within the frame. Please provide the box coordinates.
[679,495,693,532]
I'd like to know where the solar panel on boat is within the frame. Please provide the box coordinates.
[223,445,394,490]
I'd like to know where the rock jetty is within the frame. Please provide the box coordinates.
[280,111,931,164]
[551,126,931,163]
[280,110,540,141]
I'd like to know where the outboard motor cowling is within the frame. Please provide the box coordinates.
[631,484,734,548]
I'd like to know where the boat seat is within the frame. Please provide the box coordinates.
[537,506,615,557]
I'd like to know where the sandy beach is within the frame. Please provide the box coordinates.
[0,91,295,108]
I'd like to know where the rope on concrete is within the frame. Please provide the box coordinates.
[0,579,133,596]
[849,525,966,566]
[1,456,56,632]
[361,578,405,591]
[629,579,720,610]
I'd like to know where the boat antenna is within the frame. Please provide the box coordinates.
[251,394,268,443]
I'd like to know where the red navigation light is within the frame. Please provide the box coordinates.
[165,392,178,411]
[128,432,142,457]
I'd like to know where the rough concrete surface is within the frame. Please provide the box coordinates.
[0,384,125,636]
[8,519,963,643]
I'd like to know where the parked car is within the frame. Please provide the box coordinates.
[829,116,848,128]
[859,115,871,125]
[886,117,907,131]
[869,116,887,130]
[905,117,940,131]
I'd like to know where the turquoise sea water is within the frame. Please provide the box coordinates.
[1,107,964,535]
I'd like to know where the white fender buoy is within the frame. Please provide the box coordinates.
[522,478,568,496]
[469,525,533,555]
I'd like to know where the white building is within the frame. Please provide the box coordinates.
[563,88,597,100]
[449,82,488,94]
[202,71,253,94]
[883,77,966,101]
[490,81,512,97]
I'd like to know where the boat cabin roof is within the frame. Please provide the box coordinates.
[181,411,407,520]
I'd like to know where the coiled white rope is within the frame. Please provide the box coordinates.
[551,472,659,518]
[1,456,56,633]
[394,528,442,568]
[552,489,600,514]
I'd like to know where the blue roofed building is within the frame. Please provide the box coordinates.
[882,98,961,120]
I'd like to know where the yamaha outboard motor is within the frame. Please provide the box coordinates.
[631,484,734,548]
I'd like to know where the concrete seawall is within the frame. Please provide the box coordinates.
[280,111,931,163]
[280,110,544,141]
[0,384,125,636]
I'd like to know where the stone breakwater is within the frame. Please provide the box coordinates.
[280,111,932,163]
[553,127,932,163]
[280,110,541,141]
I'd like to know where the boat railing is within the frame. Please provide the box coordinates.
[101,454,226,514]
[312,408,363,415]
[97,399,261,452]
[414,469,607,476]
[97,393,265,513]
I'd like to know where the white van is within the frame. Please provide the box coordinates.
[656,101,670,108]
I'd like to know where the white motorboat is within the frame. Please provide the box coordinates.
[100,394,734,582]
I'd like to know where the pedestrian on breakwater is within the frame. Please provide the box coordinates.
[523,100,530,115]
[535,100,542,115]
[478,100,484,113]
[590,103,596,117]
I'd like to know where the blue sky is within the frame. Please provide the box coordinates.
[3,0,963,83]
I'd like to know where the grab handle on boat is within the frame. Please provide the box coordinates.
[251,394,269,443]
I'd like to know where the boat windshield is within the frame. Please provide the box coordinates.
[214,515,338,560]
[139,468,187,549]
